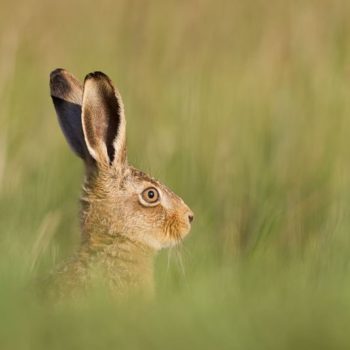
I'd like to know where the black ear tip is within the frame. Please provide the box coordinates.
[50,68,67,82]
[85,71,110,82]
[50,68,70,95]
[50,69,83,103]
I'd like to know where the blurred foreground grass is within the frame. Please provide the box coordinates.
[1,0,350,348]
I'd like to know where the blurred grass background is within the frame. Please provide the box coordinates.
[1,0,350,348]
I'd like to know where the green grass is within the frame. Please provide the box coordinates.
[1,0,350,348]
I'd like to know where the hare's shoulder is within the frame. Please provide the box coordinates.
[44,254,90,298]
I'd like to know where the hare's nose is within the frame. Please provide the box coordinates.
[188,214,194,223]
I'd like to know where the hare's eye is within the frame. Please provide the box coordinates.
[140,187,160,205]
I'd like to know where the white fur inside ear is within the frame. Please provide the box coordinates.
[81,80,109,164]
[81,75,127,166]
[112,90,126,166]
[86,139,108,164]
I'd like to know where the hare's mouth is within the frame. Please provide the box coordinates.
[131,224,191,250]
[167,222,192,246]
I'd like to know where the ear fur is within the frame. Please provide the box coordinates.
[50,69,89,160]
[81,71,126,167]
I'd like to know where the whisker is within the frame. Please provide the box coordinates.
[175,247,186,278]
[166,247,172,275]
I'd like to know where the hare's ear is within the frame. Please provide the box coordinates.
[81,72,126,167]
[50,69,90,160]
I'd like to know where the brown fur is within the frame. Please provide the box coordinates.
[47,70,193,298]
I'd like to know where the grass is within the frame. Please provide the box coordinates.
[1,0,350,348]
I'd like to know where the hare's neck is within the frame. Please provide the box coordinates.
[78,235,156,296]
[78,180,156,296]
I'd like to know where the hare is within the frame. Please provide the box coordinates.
[48,69,194,298]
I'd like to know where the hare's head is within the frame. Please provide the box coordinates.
[50,69,193,250]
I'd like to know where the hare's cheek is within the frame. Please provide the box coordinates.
[160,212,179,238]
[134,204,166,229]
[149,205,167,225]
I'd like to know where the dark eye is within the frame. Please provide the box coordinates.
[141,187,160,204]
